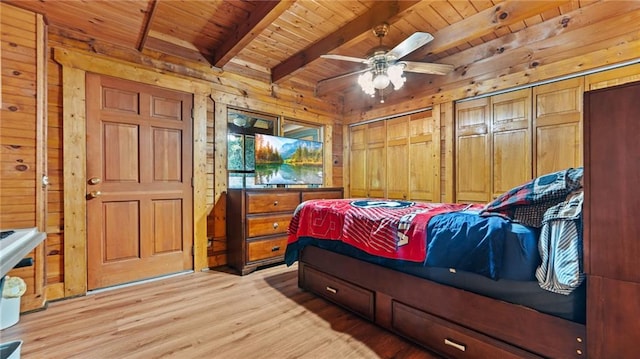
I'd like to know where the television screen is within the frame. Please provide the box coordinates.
[254,133,323,185]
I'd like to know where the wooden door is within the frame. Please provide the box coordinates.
[366,121,386,198]
[85,74,193,290]
[349,125,367,198]
[386,116,409,200]
[409,111,437,202]
[533,77,583,177]
[490,89,532,199]
[456,98,491,203]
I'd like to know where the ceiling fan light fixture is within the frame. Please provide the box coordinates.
[388,64,406,90]
[357,71,375,96]
[372,73,390,89]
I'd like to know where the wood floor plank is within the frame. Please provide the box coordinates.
[0,264,441,358]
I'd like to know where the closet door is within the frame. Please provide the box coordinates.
[349,125,367,198]
[490,89,532,199]
[409,110,438,202]
[386,116,409,200]
[456,98,491,203]
[366,121,386,198]
[533,77,583,176]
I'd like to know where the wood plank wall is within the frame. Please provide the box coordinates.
[1,4,47,311]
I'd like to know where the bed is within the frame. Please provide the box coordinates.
[285,168,586,358]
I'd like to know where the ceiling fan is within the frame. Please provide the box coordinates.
[320,23,453,102]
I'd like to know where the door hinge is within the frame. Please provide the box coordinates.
[191,177,194,187]
[191,107,194,119]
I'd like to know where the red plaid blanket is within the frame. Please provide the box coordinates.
[288,199,476,262]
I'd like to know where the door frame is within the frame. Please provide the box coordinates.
[55,48,211,296]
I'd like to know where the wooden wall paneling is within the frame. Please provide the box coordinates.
[533,77,584,177]
[331,124,343,188]
[0,4,47,311]
[490,88,532,199]
[386,116,409,200]
[192,92,209,271]
[207,101,228,267]
[585,62,640,91]
[455,97,491,203]
[342,124,351,198]
[323,124,334,187]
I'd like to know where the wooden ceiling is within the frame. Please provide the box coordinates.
[6,0,640,112]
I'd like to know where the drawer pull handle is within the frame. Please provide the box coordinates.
[273,200,279,206]
[325,286,337,294]
[272,222,279,229]
[271,246,280,252]
[444,338,466,352]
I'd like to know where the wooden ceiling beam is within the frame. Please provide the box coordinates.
[271,0,421,84]
[137,0,159,51]
[405,0,571,61]
[212,1,293,68]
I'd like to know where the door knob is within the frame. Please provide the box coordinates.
[87,191,102,199]
[88,177,102,185]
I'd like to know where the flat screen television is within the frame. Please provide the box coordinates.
[254,133,323,185]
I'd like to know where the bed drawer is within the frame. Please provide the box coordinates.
[246,214,292,237]
[247,236,288,262]
[303,266,374,321]
[246,192,300,214]
[391,301,541,359]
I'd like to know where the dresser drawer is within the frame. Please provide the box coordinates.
[247,236,288,262]
[391,301,541,359]
[246,192,300,214]
[247,214,292,237]
[301,190,343,201]
[303,266,374,321]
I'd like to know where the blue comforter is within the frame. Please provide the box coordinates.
[426,210,538,280]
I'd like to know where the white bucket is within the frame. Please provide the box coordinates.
[0,297,20,330]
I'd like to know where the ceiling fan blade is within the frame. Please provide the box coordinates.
[321,54,369,63]
[402,61,454,75]
[317,68,370,85]
[387,32,434,60]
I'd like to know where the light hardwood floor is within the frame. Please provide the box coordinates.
[0,263,442,358]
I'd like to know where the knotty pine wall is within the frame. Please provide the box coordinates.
[1,4,48,311]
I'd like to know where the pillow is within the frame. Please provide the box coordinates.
[480,167,583,227]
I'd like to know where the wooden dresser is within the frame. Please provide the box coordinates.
[226,187,343,275]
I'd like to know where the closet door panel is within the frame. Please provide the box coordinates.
[456,98,490,203]
[409,111,437,201]
[491,89,532,199]
[349,125,367,197]
[366,121,386,198]
[386,117,409,200]
[533,78,583,176]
